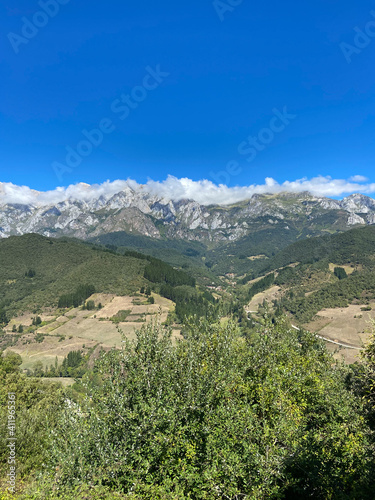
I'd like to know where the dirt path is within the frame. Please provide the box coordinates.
[291,325,361,350]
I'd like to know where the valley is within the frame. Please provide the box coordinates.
[5,2,375,493]
[2,215,375,369]
[2,190,375,498]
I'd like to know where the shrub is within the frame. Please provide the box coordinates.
[46,319,373,499]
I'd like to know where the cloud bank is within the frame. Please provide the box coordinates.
[1,175,375,207]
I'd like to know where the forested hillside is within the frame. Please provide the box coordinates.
[252,225,375,278]
[0,234,148,317]
[0,235,221,336]
[240,226,375,324]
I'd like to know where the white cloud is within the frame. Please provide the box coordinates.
[1,175,375,207]
[348,175,369,182]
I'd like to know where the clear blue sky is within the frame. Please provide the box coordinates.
[1,0,375,191]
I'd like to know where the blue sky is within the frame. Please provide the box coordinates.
[1,0,375,196]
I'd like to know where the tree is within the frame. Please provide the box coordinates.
[85,300,95,310]
[58,284,95,308]
[0,308,8,326]
[361,321,375,416]
[33,361,44,377]
[48,319,373,498]
[0,352,64,478]
[334,266,348,280]
[0,351,22,374]
[32,316,42,326]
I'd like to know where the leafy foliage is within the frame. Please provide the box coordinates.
[41,320,374,499]
[0,352,64,478]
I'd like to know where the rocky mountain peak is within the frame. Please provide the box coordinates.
[0,188,375,242]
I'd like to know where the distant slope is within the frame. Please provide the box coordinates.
[89,231,206,266]
[0,234,148,314]
[205,209,355,276]
[252,225,375,278]
[88,231,219,285]
[242,226,375,323]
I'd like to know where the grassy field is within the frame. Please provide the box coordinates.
[303,303,375,364]
[247,288,374,363]
[4,292,179,371]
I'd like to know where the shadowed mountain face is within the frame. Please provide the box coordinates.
[1,190,375,244]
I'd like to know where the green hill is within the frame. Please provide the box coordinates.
[88,231,220,285]
[0,234,148,315]
[254,225,375,276]
[242,226,375,323]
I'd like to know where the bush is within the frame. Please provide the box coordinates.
[45,320,373,499]
[35,333,45,343]
[0,352,64,478]
[32,316,42,326]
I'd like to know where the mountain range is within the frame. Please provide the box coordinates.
[2,186,375,244]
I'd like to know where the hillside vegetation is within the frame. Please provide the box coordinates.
[0,234,148,316]
[241,226,375,324]
[2,222,375,498]
[88,231,219,286]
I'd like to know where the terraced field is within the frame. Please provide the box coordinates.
[4,293,179,370]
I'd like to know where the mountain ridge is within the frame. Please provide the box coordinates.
[1,188,375,242]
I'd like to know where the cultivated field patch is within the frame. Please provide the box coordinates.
[4,293,176,371]
[303,303,375,363]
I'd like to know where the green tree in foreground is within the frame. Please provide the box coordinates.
[42,319,374,499]
[0,352,64,480]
